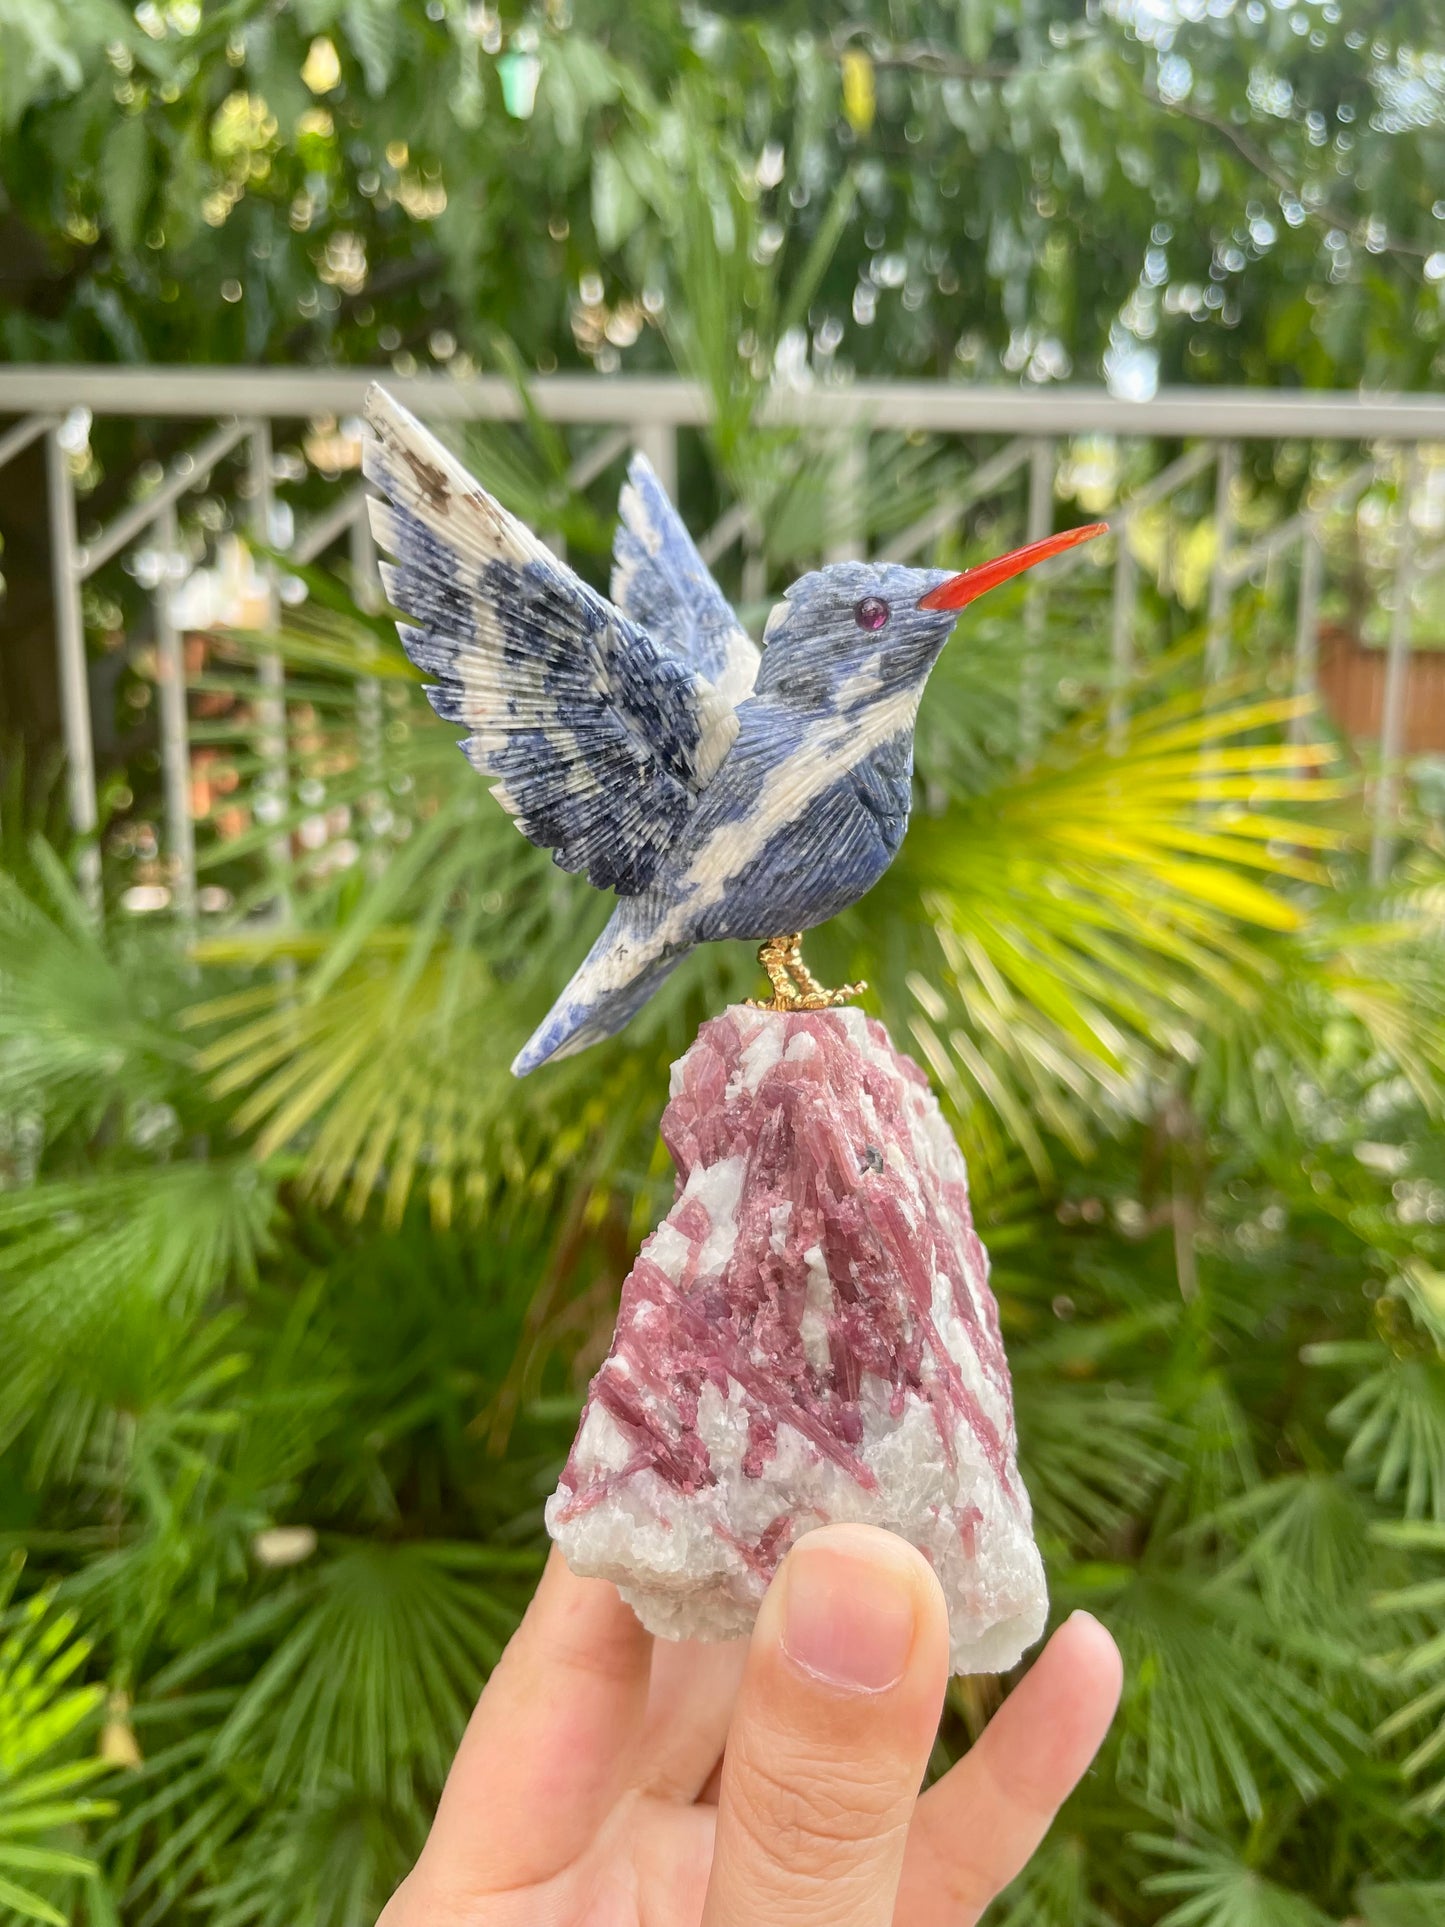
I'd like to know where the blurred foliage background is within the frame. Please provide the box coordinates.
[2,1,1445,1924]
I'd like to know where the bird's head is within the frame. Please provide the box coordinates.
[754,522,1107,710]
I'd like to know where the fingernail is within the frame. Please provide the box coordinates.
[781,1536,917,1693]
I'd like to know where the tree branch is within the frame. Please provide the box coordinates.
[1144,88,1429,268]
[822,28,1428,272]
[826,26,1019,83]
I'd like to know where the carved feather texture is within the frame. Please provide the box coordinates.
[362,386,979,1075]
[611,453,760,708]
[363,385,740,895]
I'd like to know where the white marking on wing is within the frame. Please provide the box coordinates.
[674,682,915,914]
[557,685,920,1006]
[717,631,761,706]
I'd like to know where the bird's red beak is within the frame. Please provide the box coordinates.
[917,521,1109,611]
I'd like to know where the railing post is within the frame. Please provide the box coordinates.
[45,426,100,913]
[248,419,291,915]
[1370,446,1420,885]
[1289,527,1323,745]
[0,415,54,473]
[825,433,866,564]
[557,425,634,562]
[1026,438,1054,541]
[349,487,383,617]
[1110,521,1136,750]
[155,500,195,922]
[633,421,677,504]
[1020,436,1054,766]
[349,498,387,846]
[1205,440,1238,683]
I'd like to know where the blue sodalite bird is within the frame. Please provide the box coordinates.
[363,387,1105,1076]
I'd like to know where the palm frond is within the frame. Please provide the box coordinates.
[185,934,684,1228]
[0,1163,276,1451]
[1356,1880,1445,1927]
[884,671,1347,1169]
[0,863,192,1137]
[1188,863,1445,1147]
[1203,1473,1378,1631]
[1106,1571,1362,1819]
[98,1709,261,1927]
[1137,1831,1335,1927]
[195,1789,420,1927]
[1146,1367,1261,1542]
[1370,1520,1445,1815]
[1324,1351,1445,1525]
[1013,1375,1173,1554]
[151,1541,533,1803]
[0,1559,114,1926]
[986,1829,1118,1927]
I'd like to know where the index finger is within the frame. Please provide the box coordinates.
[411,1549,653,1901]
[894,1610,1122,1926]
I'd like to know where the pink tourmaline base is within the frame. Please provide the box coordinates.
[546,1004,1047,1674]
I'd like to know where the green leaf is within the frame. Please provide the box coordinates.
[172,1542,526,1800]
[1358,1882,1445,1927]
[591,143,645,253]
[1330,1356,1445,1523]
[0,0,90,129]
[886,667,1346,1170]
[1110,1572,1362,1818]
[342,0,396,96]
[0,1568,110,1921]
[776,165,858,344]
[101,112,149,254]
[0,1873,67,1927]
[1139,1831,1335,1927]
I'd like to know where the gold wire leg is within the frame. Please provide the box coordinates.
[747,932,867,1012]
[747,933,804,1010]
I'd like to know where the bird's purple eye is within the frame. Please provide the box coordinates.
[855,596,890,631]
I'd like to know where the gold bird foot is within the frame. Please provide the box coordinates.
[746,933,867,1013]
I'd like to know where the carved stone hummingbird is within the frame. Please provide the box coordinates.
[363,387,1105,1076]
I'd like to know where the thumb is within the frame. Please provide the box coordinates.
[702,1523,950,1927]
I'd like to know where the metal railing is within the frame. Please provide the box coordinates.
[3,365,1443,913]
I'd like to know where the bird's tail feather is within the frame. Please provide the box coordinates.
[510,937,689,1077]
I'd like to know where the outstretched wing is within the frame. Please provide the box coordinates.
[611,453,760,707]
[364,387,740,896]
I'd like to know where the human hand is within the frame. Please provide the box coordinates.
[380,1523,1121,1927]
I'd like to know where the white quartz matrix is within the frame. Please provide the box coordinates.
[546,1004,1048,1674]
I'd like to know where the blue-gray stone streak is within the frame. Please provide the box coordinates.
[611,452,760,708]
[363,385,965,1076]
